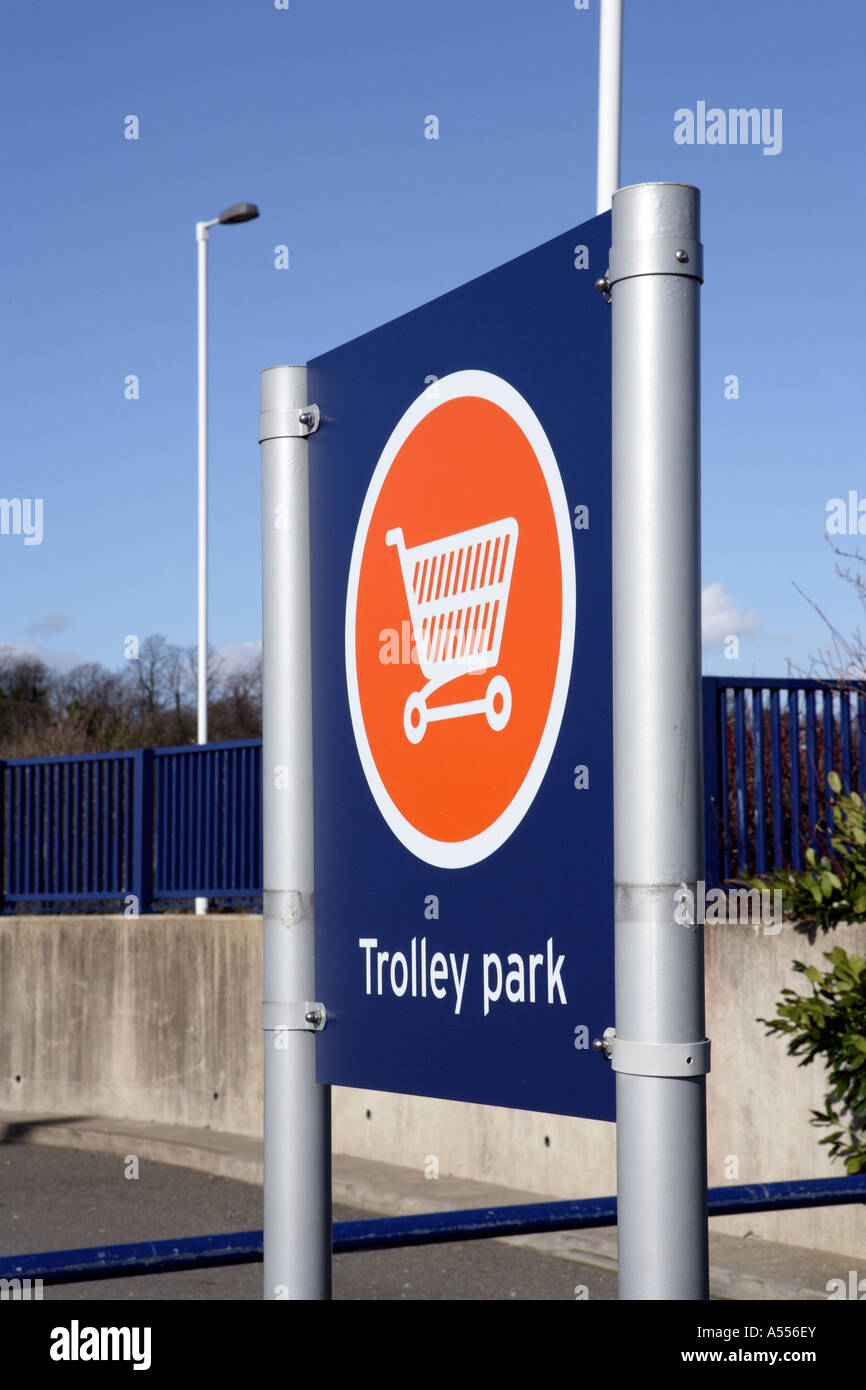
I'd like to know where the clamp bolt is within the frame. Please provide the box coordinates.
[592,1026,615,1061]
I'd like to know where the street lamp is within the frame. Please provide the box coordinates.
[195,201,259,915]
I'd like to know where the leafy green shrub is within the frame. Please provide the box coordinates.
[759,948,866,1173]
[757,771,866,1173]
[758,772,866,928]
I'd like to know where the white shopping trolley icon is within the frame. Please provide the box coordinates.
[386,517,518,744]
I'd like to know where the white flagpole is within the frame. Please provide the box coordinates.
[596,0,623,213]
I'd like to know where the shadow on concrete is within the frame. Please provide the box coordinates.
[0,1117,94,1144]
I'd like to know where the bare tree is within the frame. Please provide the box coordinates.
[788,538,866,685]
[0,636,261,756]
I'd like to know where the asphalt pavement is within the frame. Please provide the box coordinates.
[0,1145,615,1301]
[0,1112,855,1302]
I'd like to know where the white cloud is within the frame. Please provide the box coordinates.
[214,639,261,673]
[701,582,759,649]
[0,641,86,673]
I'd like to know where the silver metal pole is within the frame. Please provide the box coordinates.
[596,0,623,214]
[259,366,331,1301]
[195,222,209,917]
[609,182,709,1299]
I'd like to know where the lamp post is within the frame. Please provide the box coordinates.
[195,201,259,916]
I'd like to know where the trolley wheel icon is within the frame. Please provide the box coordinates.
[484,675,511,732]
[403,675,512,745]
[404,691,428,744]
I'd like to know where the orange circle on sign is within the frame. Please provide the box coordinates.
[346,371,574,867]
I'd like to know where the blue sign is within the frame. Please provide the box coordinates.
[308,212,614,1118]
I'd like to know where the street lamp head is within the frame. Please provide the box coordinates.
[217,202,259,225]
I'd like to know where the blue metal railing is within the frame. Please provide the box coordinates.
[153,740,261,906]
[3,751,139,911]
[3,679,866,911]
[702,677,866,885]
[1,1176,863,1285]
[1,740,262,913]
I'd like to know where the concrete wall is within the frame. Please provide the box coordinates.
[1,912,864,1259]
[0,914,262,1136]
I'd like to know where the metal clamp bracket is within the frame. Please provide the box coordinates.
[258,404,320,443]
[607,236,704,288]
[610,1033,711,1078]
[261,1000,327,1032]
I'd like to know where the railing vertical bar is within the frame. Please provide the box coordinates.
[46,764,52,899]
[254,742,260,894]
[789,690,802,872]
[33,764,40,898]
[198,749,206,898]
[170,752,176,894]
[734,688,748,874]
[99,760,107,894]
[108,759,113,897]
[209,748,215,897]
[719,688,731,881]
[211,748,218,896]
[131,749,154,915]
[189,749,195,897]
[82,760,91,896]
[752,688,766,876]
[214,749,221,895]
[18,766,24,901]
[159,755,166,898]
[18,768,26,900]
[15,768,21,901]
[74,761,81,898]
[126,756,133,904]
[62,762,70,898]
[34,764,44,897]
[207,749,214,897]
[230,747,238,892]
[102,757,110,894]
[1,763,9,911]
[176,752,183,894]
[240,745,248,891]
[246,744,252,892]
[769,689,783,869]
[701,678,722,889]
[184,750,190,897]
[840,691,852,794]
[12,768,20,902]
[179,753,186,897]
[152,754,159,899]
[823,690,835,834]
[805,690,819,850]
[30,767,37,898]
[214,751,221,896]
[222,747,229,893]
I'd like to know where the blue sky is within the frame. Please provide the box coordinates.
[1,0,864,680]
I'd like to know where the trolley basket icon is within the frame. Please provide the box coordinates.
[386,516,518,743]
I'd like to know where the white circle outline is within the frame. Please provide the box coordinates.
[345,370,575,869]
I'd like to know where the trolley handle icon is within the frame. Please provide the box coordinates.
[386,516,518,744]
